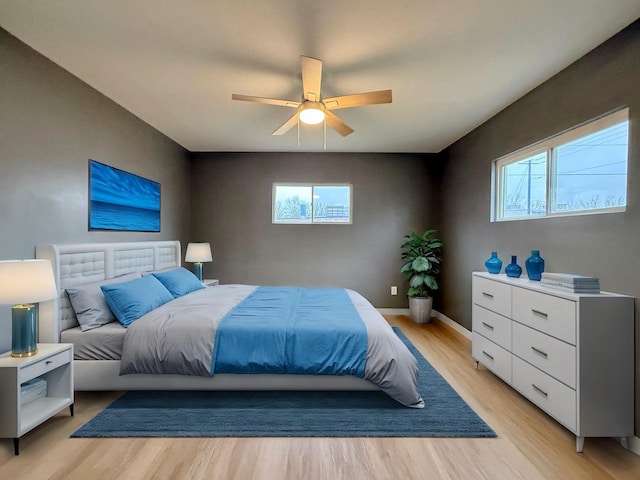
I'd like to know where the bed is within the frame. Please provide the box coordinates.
[36,241,424,408]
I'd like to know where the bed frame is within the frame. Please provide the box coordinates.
[36,241,376,392]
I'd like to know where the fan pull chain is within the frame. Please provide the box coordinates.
[297,116,300,147]
[323,118,327,150]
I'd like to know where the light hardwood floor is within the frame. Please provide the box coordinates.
[1,315,639,479]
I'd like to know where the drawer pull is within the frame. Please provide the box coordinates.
[531,346,548,358]
[45,361,52,365]
[481,350,494,361]
[481,322,494,331]
[532,384,548,397]
[531,309,548,318]
[482,292,494,299]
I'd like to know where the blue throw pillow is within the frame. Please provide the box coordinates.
[152,267,205,298]
[101,275,174,327]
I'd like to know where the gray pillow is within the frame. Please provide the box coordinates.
[66,273,142,331]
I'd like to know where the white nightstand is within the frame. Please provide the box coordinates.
[0,343,74,455]
[203,279,219,287]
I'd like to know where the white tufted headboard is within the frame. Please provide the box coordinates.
[36,241,181,342]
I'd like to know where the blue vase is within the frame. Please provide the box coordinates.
[525,250,545,281]
[484,252,503,274]
[505,255,522,278]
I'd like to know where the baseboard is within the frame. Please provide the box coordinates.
[432,310,472,339]
[624,435,640,456]
[377,308,472,339]
[377,308,410,315]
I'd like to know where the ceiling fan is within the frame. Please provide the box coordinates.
[232,56,392,138]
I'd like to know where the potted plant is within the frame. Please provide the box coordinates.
[400,230,442,323]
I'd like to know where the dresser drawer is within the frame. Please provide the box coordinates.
[472,332,512,384]
[512,356,576,432]
[472,275,511,318]
[512,287,576,344]
[19,349,71,383]
[512,322,576,388]
[472,304,512,350]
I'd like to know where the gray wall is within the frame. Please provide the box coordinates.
[0,28,191,351]
[190,152,441,308]
[439,21,640,433]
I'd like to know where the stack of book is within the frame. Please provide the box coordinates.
[20,377,47,406]
[540,272,600,294]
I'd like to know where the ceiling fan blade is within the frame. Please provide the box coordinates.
[325,111,354,137]
[323,89,392,110]
[301,56,322,102]
[272,112,299,135]
[232,94,300,108]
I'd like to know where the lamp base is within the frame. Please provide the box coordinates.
[11,304,38,358]
[193,263,203,281]
[11,350,38,358]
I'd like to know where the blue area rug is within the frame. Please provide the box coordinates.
[71,328,495,438]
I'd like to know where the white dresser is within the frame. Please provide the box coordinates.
[471,272,634,452]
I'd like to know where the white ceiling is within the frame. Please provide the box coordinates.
[1,1,639,153]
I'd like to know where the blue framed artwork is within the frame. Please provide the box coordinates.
[89,160,160,232]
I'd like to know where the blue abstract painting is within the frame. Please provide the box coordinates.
[89,160,160,232]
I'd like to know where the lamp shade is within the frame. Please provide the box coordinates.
[185,243,212,263]
[0,259,58,305]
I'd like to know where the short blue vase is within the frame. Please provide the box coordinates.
[484,252,503,274]
[525,250,545,281]
[505,255,522,278]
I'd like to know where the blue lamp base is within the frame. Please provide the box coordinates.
[192,262,203,281]
[11,304,38,358]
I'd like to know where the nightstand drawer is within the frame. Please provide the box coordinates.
[472,332,512,384]
[473,275,511,317]
[472,304,512,350]
[512,322,576,388]
[513,356,576,432]
[19,349,71,383]
[512,287,576,344]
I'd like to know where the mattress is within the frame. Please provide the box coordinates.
[60,322,126,360]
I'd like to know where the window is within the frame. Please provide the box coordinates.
[272,183,352,224]
[493,109,629,221]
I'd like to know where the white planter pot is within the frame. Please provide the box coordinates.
[408,296,433,324]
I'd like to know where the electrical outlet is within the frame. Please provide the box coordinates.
[391,286,398,296]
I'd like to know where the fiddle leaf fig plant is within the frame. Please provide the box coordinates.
[401,230,443,298]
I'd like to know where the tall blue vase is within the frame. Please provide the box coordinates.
[525,250,545,281]
[484,252,503,274]
[505,255,522,278]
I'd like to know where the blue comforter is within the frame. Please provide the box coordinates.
[211,287,367,376]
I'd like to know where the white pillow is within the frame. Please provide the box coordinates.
[66,273,142,331]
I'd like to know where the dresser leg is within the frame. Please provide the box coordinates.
[70,403,74,416]
[13,438,19,455]
[475,361,479,369]
[576,436,585,453]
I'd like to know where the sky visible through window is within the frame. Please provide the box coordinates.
[554,122,628,211]
[501,121,628,218]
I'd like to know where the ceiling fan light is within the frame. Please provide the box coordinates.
[299,102,325,125]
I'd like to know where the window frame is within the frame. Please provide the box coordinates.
[492,108,629,222]
[272,182,353,225]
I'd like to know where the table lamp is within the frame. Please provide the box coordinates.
[185,242,212,281]
[0,259,58,357]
